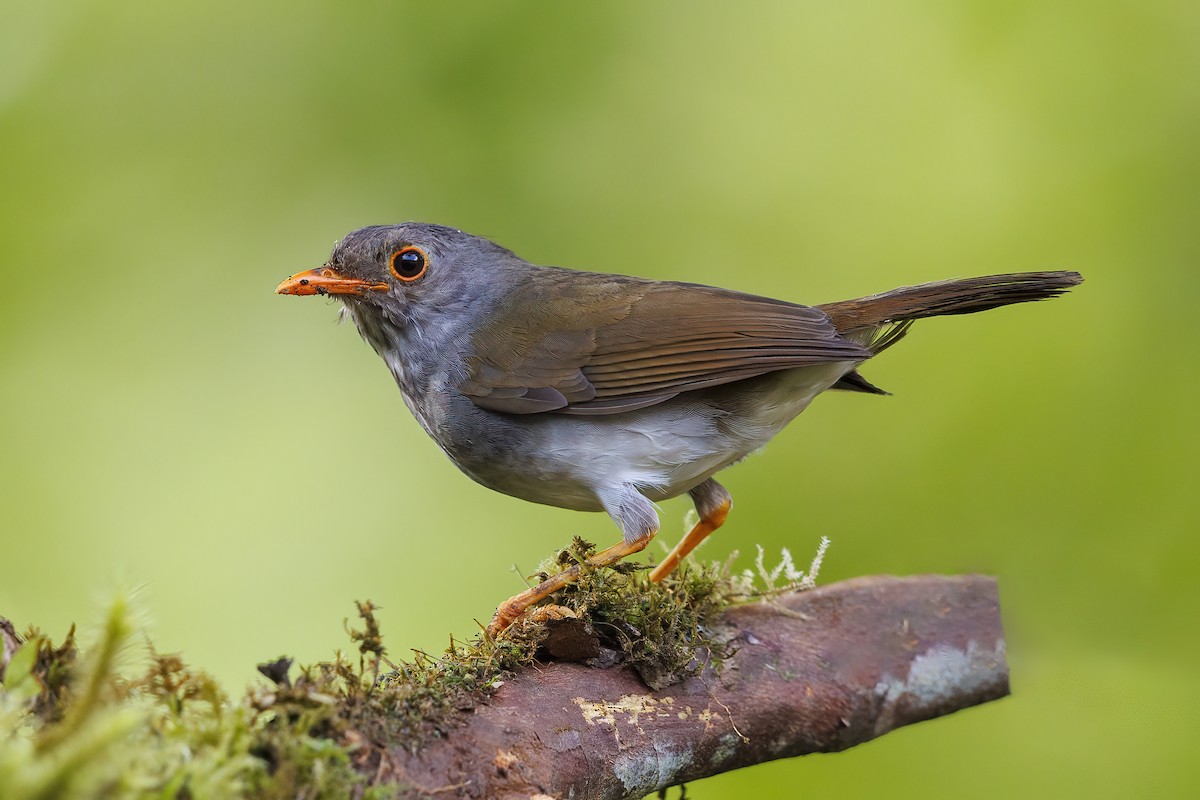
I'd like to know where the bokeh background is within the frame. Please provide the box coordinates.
[2,1,1196,796]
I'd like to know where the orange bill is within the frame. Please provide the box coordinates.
[275,267,389,296]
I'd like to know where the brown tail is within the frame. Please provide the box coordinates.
[820,270,1082,347]
[821,270,1082,394]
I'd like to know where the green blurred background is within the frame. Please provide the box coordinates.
[2,1,1196,796]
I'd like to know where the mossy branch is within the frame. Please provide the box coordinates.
[1,569,1007,799]
[369,574,1008,799]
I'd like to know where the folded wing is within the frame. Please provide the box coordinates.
[458,268,870,416]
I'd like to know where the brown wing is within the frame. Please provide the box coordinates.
[457,267,871,416]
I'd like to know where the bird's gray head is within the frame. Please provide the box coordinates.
[279,222,515,312]
[276,222,524,387]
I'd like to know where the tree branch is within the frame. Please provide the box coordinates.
[370,574,1008,799]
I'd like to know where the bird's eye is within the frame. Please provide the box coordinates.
[389,246,429,282]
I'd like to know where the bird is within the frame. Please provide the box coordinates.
[275,222,1081,633]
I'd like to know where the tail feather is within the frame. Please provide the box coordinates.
[819,271,1083,354]
[831,368,891,395]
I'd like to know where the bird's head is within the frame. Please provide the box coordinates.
[276,221,524,362]
[276,222,528,386]
[277,222,517,314]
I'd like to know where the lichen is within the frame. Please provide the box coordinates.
[612,740,695,795]
[873,639,1008,710]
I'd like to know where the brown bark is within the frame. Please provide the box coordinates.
[375,574,1008,799]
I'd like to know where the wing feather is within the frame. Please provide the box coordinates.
[458,269,868,415]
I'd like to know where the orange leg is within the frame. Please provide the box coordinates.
[488,533,655,636]
[649,479,732,583]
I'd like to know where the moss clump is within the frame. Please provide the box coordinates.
[520,537,744,688]
[0,598,552,798]
[0,600,394,800]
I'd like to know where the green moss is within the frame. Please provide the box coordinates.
[530,537,744,688]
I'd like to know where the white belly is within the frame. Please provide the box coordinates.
[471,361,856,511]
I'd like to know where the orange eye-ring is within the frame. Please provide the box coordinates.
[389,245,429,282]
